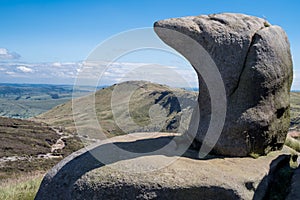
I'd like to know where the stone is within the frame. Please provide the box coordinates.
[35,133,291,200]
[286,167,300,200]
[154,13,293,156]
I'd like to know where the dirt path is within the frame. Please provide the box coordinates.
[0,155,32,163]
[38,127,73,159]
[0,126,72,163]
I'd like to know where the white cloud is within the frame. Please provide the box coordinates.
[292,70,300,90]
[17,66,34,73]
[71,61,199,87]
[63,62,77,66]
[52,62,62,67]
[0,60,199,87]
[0,48,20,60]
[5,71,16,75]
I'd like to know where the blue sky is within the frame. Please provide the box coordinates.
[0,0,299,88]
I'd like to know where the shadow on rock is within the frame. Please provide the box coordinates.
[35,134,200,200]
[253,154,295,200]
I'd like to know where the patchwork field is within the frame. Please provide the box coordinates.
[0,83,94,118]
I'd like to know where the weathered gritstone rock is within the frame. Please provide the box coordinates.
[35,133,291,200]
[286,167,300,200]
[154,13,293,156]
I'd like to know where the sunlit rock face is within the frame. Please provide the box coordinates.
[154,13,293,156]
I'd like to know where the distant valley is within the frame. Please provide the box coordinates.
[0,83,95,118]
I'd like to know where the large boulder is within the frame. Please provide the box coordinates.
[154,13,293,156]
[287,167,300,200]
[35,133,291,200]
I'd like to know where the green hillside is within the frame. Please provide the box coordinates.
[291,92,300,131]
[34,81,198,138]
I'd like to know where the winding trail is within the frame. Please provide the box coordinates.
[0,126,72,164]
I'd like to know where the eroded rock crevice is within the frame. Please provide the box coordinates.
[229,30,261,97]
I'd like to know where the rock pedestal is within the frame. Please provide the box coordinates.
[35,133,291,200]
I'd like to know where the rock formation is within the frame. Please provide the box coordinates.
[286,166,300,200]
[154,13,293,156]
[35,13,295,200]
[35,132,292,200]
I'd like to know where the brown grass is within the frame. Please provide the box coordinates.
[0,171,45,200]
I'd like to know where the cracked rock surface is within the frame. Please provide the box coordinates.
[154,13,293,156]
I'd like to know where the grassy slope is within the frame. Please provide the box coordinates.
[0,117,83,180]
[0,172,43,200]
[0,117,59,158]
[34,83,300,137]
[290,92,300,131]
[0,116,84,199]
[34,81,197,138]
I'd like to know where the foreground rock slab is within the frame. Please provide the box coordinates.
[154,13,293,156]
[286,167,300,200]
[35,133,291,200]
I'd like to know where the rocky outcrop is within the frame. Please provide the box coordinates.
[35,133,291,200]
[154,13,293,156]
[286,167,300,200]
